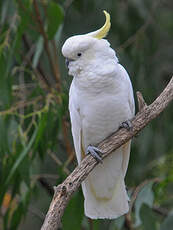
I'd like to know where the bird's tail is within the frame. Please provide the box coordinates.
[82,174,129,219]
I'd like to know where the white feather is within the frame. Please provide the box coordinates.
[65,36,135,219]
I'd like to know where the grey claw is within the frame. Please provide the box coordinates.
[86,145,103,163]
[119,120,133,131]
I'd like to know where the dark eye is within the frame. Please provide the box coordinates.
[77,53,82,57]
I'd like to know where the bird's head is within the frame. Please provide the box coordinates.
[62,11,118,77]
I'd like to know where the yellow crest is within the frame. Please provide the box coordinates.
[87,11,111,39]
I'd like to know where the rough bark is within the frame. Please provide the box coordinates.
[41,76,173,230]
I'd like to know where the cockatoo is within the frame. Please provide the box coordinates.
[62,11,135,219]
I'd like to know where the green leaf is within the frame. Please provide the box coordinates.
[0,0,11,24]
[17,0,33,28]
[9,202,24,230]
[140,204,157,230]
[33,112,48,151]
[32,36,44,68]
[4,127,38,188]
[134,181,154,227]
[160,212,173,230]
[0,117,10,155]
[54,24,63,44]
[0,55,12,109]
[109,216,125,230]
[18,154,30,186]
[62,191,84,230]
[47,3,64,40]
[93,220,100,230]
[7,118,19,152]
[3,208,10,230]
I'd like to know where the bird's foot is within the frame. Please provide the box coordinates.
[86,145,103,163]
[119,120,133,131]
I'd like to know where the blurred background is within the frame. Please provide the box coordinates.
[0,0,173,229]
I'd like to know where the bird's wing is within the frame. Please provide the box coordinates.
[128,82,135,116]
[119,64,135,116]
[118,64,135,176]
[69,81,82,163]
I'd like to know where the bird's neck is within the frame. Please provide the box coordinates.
[73,61,120,95]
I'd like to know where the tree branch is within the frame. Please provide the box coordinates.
[41,76,173,230]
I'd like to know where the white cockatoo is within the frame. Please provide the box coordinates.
[62,11,135,219]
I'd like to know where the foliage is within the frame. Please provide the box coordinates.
[0,0,173,229]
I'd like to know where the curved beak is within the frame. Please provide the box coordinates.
[65,58,74,68]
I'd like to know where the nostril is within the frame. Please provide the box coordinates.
[65,58,70,67]
[65,58,74,68]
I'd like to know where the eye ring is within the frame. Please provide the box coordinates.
[77,53,82,57]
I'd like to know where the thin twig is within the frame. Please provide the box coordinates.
[63,0,75,10]
[117,0,160,52]
[63,151,75,170]
[129,178,161,213]
[33,0,61,91]
[22,34,51,88]
[19,49,51,90]
[152,205,169,217]
[41,76,173,230]
[38,178,54,196]
[40,0,61,90]
[17,0,37,31]
[32,174,59,181]
[124,177,162,230]
[51,40,61,91]
[28,206,45,220]
[0,96,42,116]
[62,117,74,157]
[136,91,147,111]
[48,150,70,175]
[88,218,93,230]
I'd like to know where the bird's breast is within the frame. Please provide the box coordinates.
[80,94,131,149]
